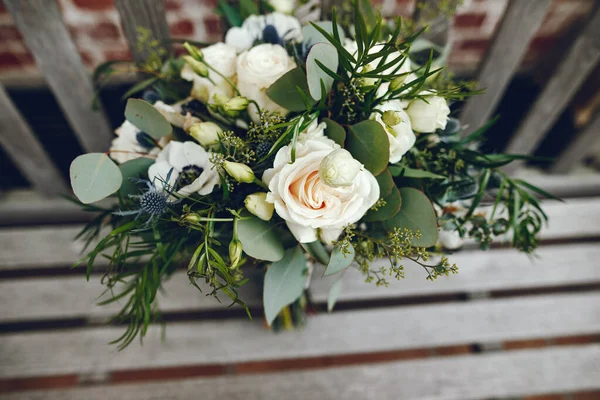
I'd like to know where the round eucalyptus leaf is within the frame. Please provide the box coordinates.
[306,43,339,101]
[238,216,285,262]
[323,244,355,277]
[363,187,402,222]
[119,157,155,197]
[70,153,123,204]
[346,120,390,175]
[125,98,172,139]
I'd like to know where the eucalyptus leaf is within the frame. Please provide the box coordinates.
[125,98,172,139]
[383,187,438,247]
[322,118,346,147]
[302,241,330,265]
[302,21,346,45]
[263,246,307,325]
[70,153,123,204]
[323,244,355,276]
[346,120,390,175]
[375,169,395,197]
[388,165,446,180]
[306,43,339,101]
[119,157,155,197]
[266,67,315,112]
[363,187,402,222]
[327,275,344,313]
[237,216,285,262]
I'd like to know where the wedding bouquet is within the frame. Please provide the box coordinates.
[70,0,553,349]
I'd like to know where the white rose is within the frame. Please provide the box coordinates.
[237,43,296,122]
[225,12,303,53]
[263,139,379,243]
[181,42,237,103]
[268,0,295,14]
[406,93,450,133]
[370,100,416,163]
[148,141,220,197]
[297,119,338,147]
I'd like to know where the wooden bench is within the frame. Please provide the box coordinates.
[1,1,599,398]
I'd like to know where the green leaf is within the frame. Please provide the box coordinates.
[302,21,346,45]
[263,246,307,325]
[323,245,355,276]
[363,187,402,222]
[383,187,438,247]
[237,216,285,262]
[306,43,339,101]
[70,153,123,204]
[239,0,258,19]
[119,157,155,197]
[216,0,242,27]
[388,165,446,180]
[125,98,172,139]
[302,241,330,265]
[327,276,344,313]
[121,77,159,101]
[266,67,315,112]
[346,120,390,175]
[375,168,394,197]
[322,118,346,147]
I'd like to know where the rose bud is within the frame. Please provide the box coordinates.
[189,122,222,147]
[405,94,450,133]
[183,42,204,61]
[183,56,209,78]
[244,192,274,221]
[223,161,255,183]
[222,96,249,117]
[319,149,363,187]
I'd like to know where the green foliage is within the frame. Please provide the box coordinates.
[119,158,155,197]
[263,246,308,325]
[322,118,346,147]
[70,153,122,204]
[324,244,355,276]
[237,216,285,262]
[327,275,344,312]
[346,120,390,175]
[363,187,402,222]
[125,99,172,139]
[306,43,340,101]
[384,187,438,247]
[266,67,315,112]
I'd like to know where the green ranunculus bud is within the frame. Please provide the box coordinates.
[223,161,255,183]
[183,55,208,77]
[189,122,222,147]
[222,96,249,117]
[244,192,274,221]
[183,42,204,61]
[382,110,402,127]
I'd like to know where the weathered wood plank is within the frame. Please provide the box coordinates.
[5,345,600,400]
[0,84,68,196]
[504,7,600,171]
[0,293,598,378]
[460,0,552,136]
[1,243,599,322]
[115,0,171,66]
[551,111,600,174]
[4,0,113,153]
[2,197,599,270]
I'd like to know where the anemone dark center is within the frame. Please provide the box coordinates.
[178,165,204,188]
[139,190,168,215]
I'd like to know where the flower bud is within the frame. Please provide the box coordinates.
[222,96,249,117]
[223,161,255,183]
[268,0,295,14]
[319,149,362,187]
[211,92,230,106]
[183,55,208,77]
[359,64,377,89]
[389,74,407,92]
[244,192,274,221]
[183,213,201,224]
[183,42,204,61]
[189,122,222,147]
[382,110,403,127]
[229,238,243,268]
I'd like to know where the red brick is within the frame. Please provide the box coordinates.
[79,51,95,66]
[528,36,559,52]
[103,48,132,61]
[170,19,194,36]
[458,38,491,51]
[455,13,486,28]
[72,0,114,11]
[0,25,22,41]
[89,21,121,40]
[0,52,34,69]
[164,0,182,11]
[0,3,6,13]
[204,15,222,36]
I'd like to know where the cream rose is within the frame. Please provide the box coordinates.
[263,139,380,243]
[236,43,296,122]
[181,42,237,103]
[406,92,451,133]
[370,100,416,163]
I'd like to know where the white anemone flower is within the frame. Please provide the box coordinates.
[225,12,303,53]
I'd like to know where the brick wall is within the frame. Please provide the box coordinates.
[0,0,594,84]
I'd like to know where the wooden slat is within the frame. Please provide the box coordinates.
[1,243,599,322]
[115,0,171,65]
[4,0,113,153]
[0,293,598,378]
[551,111,600,174]
[4,345,599,400]
[504,7,600,171]
[0,84,68,195]
[2,197,599,271]
[460,0,552,136]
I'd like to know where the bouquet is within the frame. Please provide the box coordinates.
[70,0,554,349]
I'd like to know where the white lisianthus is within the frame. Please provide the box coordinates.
[236,43,296,122]
[263,139,379,243]
[370,100,416,163]
[148,141,220,197]
[406,92,451,133]
[319,149,363,187]
[180,42,237,104]
[223,161,255,183]
[245,192,275,221]
[189,122,221,147]
[268,0,295,14]
[225,12,303,53]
